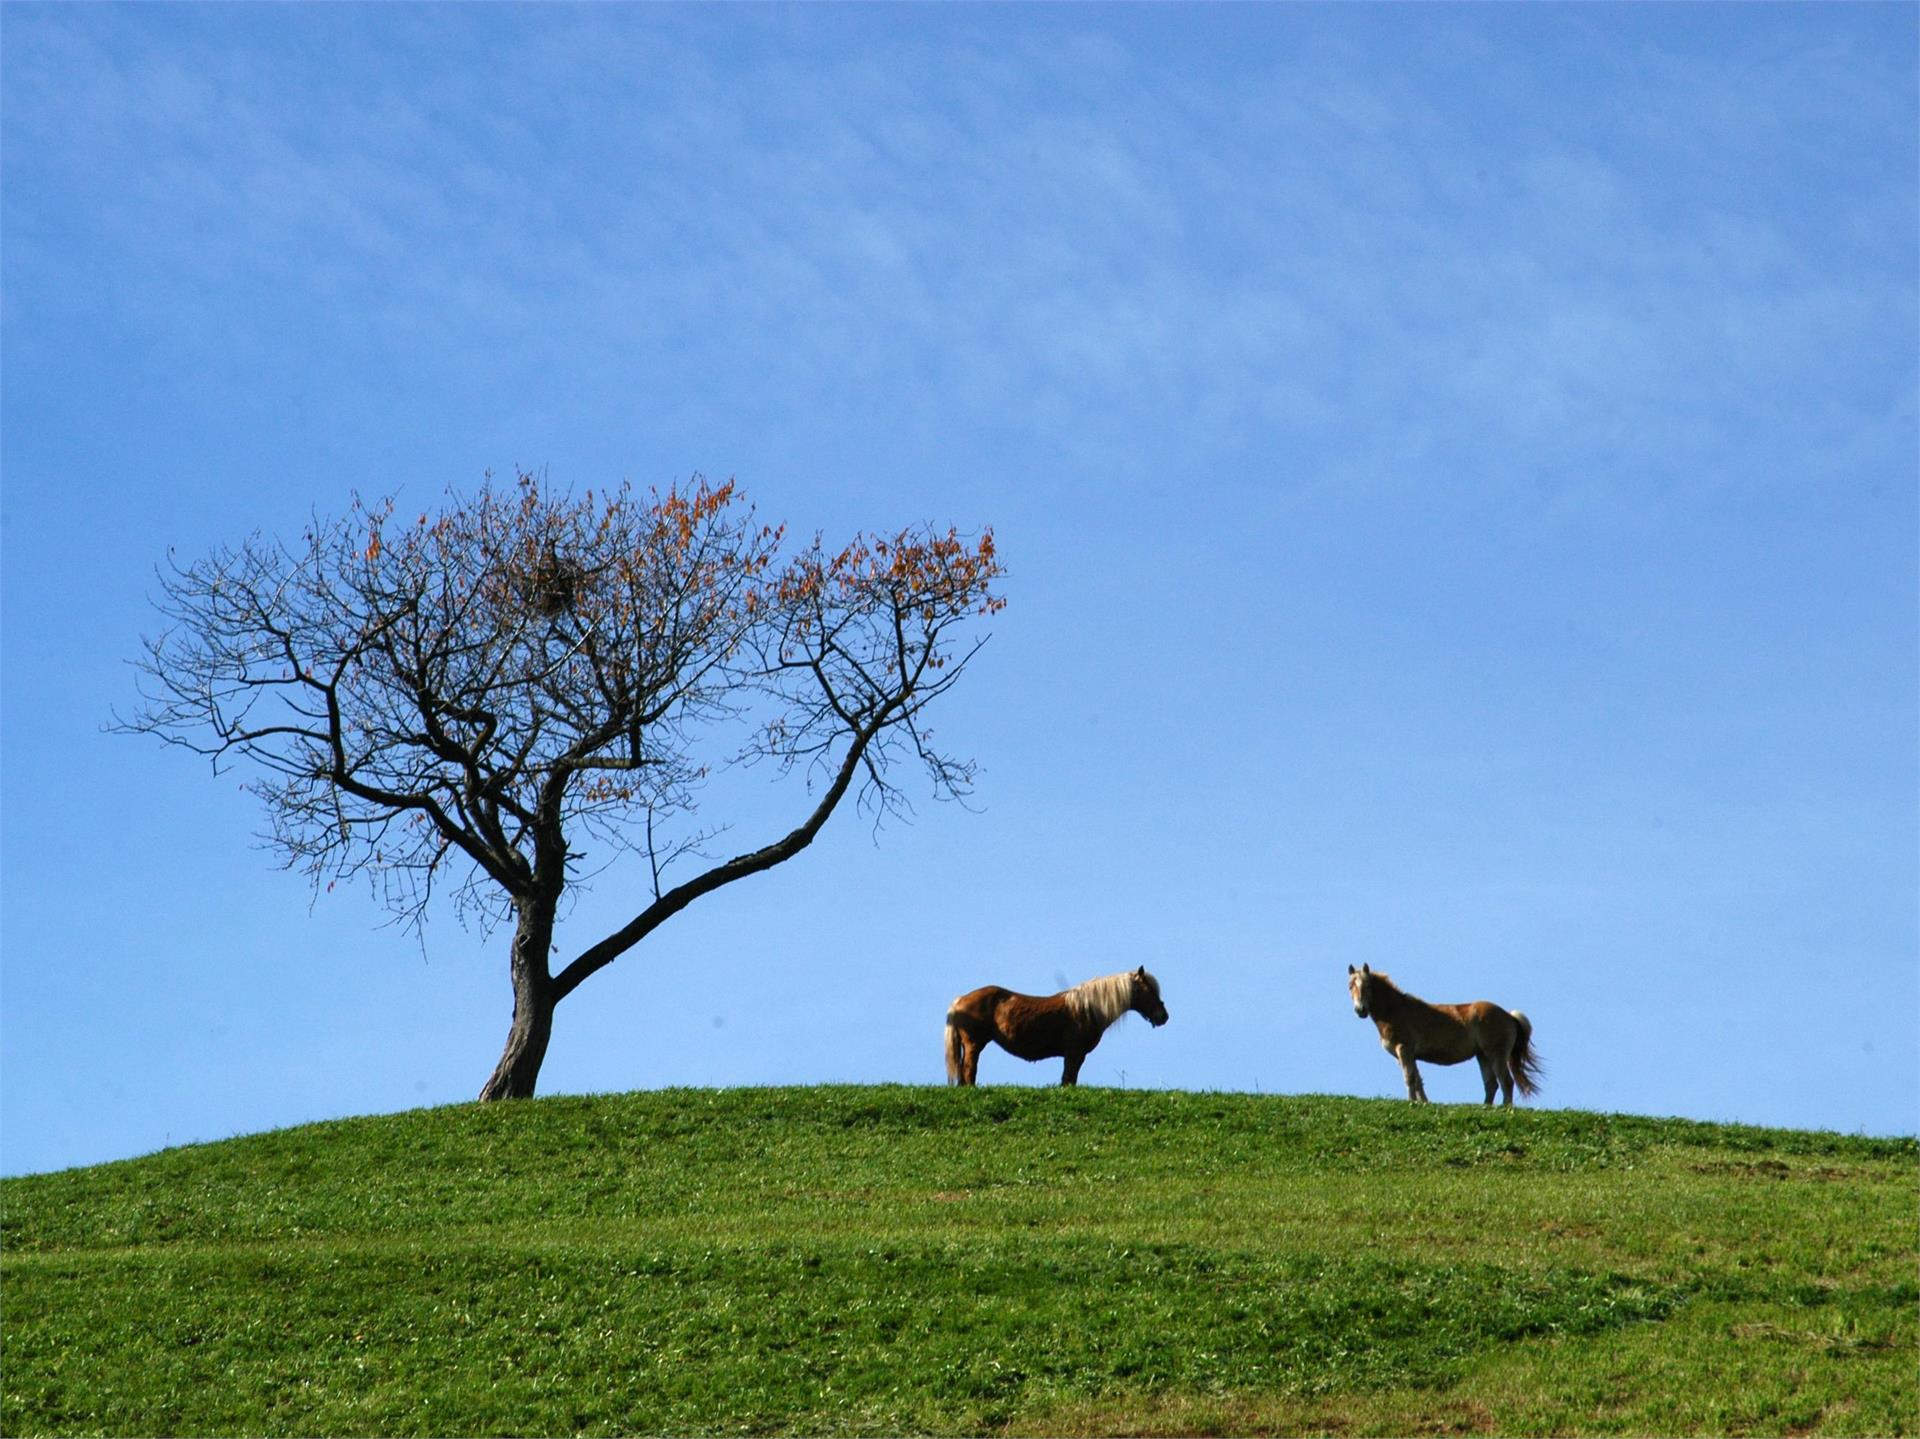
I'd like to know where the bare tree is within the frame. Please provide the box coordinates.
[119,472,1005,1099]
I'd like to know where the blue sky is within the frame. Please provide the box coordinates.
[3,3,1914,1176]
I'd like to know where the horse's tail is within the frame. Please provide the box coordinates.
[1508,1010,1543,1097]
[944,1011,965,1084]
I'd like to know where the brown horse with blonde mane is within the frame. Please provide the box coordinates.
[945,967,1169,1086]
[1348,963,1541,1106]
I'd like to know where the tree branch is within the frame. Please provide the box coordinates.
[549,701,895,1004]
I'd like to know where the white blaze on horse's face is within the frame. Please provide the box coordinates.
[1348,965,1371,1018]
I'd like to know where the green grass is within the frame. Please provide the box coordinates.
[3,1087,1914,1436]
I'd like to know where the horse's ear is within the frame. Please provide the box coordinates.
[1133,966,1146,981]
[1362,963,1371,975]
[1347,964,1356,975]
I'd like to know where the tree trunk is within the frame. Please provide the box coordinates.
[477,898,557,1101]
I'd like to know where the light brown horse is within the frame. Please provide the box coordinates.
[945,967,1168,1086]
[1348,963,1541,1106]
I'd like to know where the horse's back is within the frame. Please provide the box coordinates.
[948,985,1081,1060]
[1448,999,1505,1021]
[1452,1000,1523,1045]
[948,984,1012,1019]
[1399,999,1514,1064]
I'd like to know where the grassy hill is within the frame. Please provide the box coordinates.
[3,1086,1913,1436]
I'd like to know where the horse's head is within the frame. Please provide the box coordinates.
[1130,966,1169,1027]
[1348,963,1374,1018]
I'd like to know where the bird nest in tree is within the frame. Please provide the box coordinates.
[509,545,585,618]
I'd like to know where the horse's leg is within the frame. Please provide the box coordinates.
[1476,1052,1498,1107]
[1060,1052,1084,1086]
[960,1032,982,1086]
[1496,1042,1517,1107]
[1396,1046,1427,1103]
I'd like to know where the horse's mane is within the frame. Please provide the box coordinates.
[1363,968,1441,1017]
[1065,969,1151,1027]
